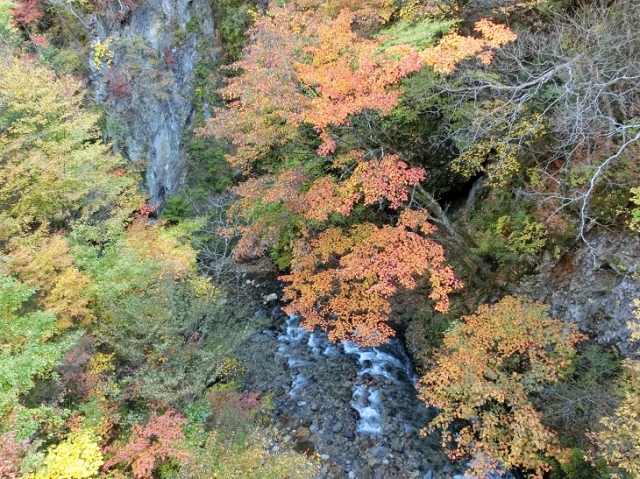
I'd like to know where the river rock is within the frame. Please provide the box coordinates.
[236,314,459,479]
[264,293,278,303]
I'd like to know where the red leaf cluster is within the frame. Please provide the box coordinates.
[0,429,28,479]
[105,68,133,99]
[11,0,43,29]
[102,409,190,479]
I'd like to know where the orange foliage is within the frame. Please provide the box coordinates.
[43,268,94,329]
[6,231,94,327]
[281,220,462,346]
[302,176,360,221]
[201,1,516,163]
[220,172,308,260]
[223,153,426,255]
[419,296,585,478]
[203,2,516,345]
[294,10,425,153]
[198,4,312,170]
[301,153,425,217]
[419,19,517,74]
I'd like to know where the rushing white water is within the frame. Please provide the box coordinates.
[277,315,418,435]
[342,341,417,384]
[351,385,383,434]
[271,314,514,478]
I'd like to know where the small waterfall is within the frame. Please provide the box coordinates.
[239,312,466,477]
[276,315,431,441]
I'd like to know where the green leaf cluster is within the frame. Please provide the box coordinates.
[0,273,77,415]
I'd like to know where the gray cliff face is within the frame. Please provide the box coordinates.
[515,228,640,357]
[91,0,216,207]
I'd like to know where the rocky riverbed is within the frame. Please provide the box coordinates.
[235,307,463,479]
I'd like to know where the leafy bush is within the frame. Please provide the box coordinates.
[102,409,189,479]
[178,429,319,479]
[536,344,621,448]
[92,276,251,406]
[548,448,610,479]
[28,429,103,479]
[628,186,640,232]
[465,189,548,270]
[0,273,77,416]
[212,0,257,62]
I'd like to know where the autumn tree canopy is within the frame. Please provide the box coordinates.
[419,296,585,478]
[202,0,515,345]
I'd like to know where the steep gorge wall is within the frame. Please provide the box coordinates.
[91,0,217,207]
[515,228,640,357]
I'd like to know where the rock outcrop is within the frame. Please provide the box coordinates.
[515,227,640,357]
[91,0,217,207]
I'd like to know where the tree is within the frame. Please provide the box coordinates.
[203,1,516,344]
[0,52,140,329]
[200,1,516,166]
[592,300,640,477]
[281,212,462,346]
[10,0,42,30]
[102,409,190,479]
[0,272,77,417]
[0,54,139,240]
[28,429,103,479]
[591,359,640,478]
[434,0,640,245]
[419,296,585,478]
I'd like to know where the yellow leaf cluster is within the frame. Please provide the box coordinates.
[87,353,116,377]
[92,38,114,70]
[595,359,640,477]
[28,430,103,479]
[124,220,196,278]
[6,232,94,328]
[419,19,517,75]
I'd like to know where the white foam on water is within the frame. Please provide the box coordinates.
[277,315,416,436]
[286,357,310,368]
[343,342,413,383]
[289,372,309,397]
[351,386,383,434]
[342,339,423,434]
[308,333,326,355]
[323,344,339,356]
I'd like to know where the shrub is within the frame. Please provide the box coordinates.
[28,429,103,479]
[102,409,189,479]
[105,68,133,99]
